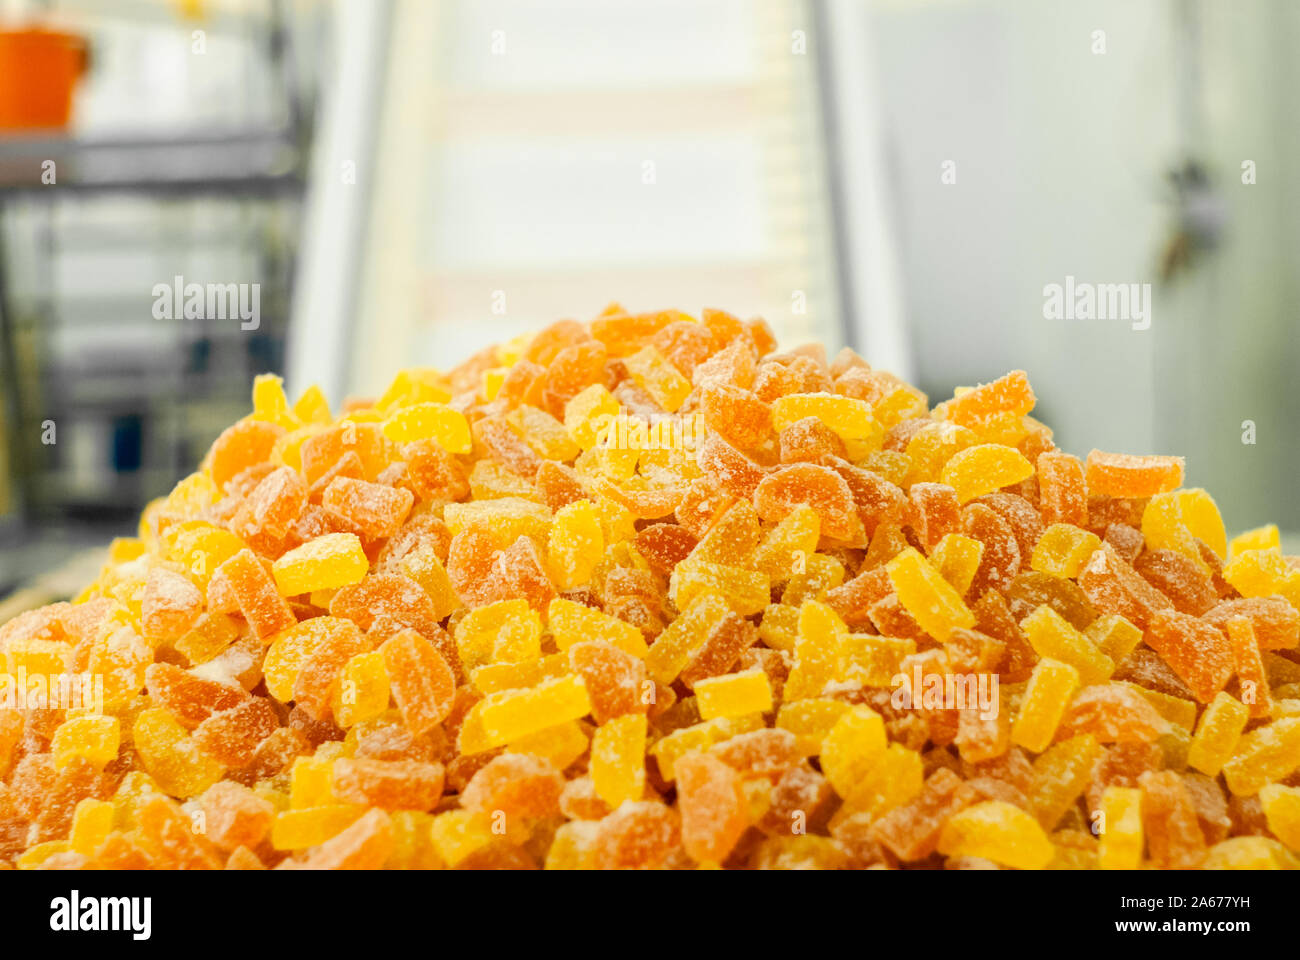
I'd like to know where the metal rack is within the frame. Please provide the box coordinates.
[0,1,316,596]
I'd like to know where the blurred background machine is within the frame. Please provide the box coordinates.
[1,0,1298,602]
[0,0,323,598]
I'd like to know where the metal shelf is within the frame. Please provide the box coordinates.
[0,127,304,196]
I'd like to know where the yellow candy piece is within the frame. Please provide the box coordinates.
[331,650,391,728]
[442,497,552,549]
[473,674,592,749]
[1097,786,1143,869]
[937,800,1055,870]
[839,634,916,687]
[1187,691,1249,777]
[757,603,800,653]
[869,377,928,429]
[16,841,70,870]
[375,368,451,412]
[133,707,223,797]
[781,553,845,606]
[271,532,369,596]
[471,653,569,695]
[271,805,366,850]
[548,500,605,590]
[785,601,846,701]
[623,345,691,412]
[593,495,638,543]
[164,522,247,587]
[694,670,773,720]
[468,459,535,500]
[753,505,821,582]
[1174,488,1227,559]
[1085,614,1143,664]
[1011,657,1081,753]
[770,394,881,445]
[831,742,922,827]
[381,402,471,452]
[262,617,355,702]
[886,547,975,642]
[904,421,978,486]
[564,382,624,447]
[644,593,728,685]
[1030,524,1102,579]
[1027,734,1103,828]
[1222,547,1294,597]
[820,705,887,797]
[775,698,854,755]
[590,713,647,807]
[252,373,300,429]
[108,537,148,564]
[429,809,496,866]
[1202,836,1299,869]
[69,798,115,857]
[1141,493,1208,572]
[455,599,540,671]
[545,820,600,870]
[1123,683,1198,732]
[51,714,120,769]
[930,533,984,595]
[1228,523,1280,560]
[5,636,71,676]
[1221,717,1300,796]
[496,332,533,366]
[481,367,508,402]
[507,404,581,462]
[940,443,1034,504]
[1258,784,1300,852]
[386,810,444,869]
[398,547,458,621]
[649,714,762,781]
[689,500,762,567]
[548,597,647,658]
[670,559,769,617]
[290,756,337,808]
[798,599,848,644]
[507,719,589,770]
[292,384,333,425]
[1021,604,1114,685]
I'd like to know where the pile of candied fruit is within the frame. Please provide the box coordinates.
[2,304,1300,871]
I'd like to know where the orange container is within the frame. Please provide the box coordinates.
[0,29,87,131]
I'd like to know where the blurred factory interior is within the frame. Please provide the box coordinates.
[1,0,1298,604]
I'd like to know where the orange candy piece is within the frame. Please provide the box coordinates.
[1145,609,1234,703]
[208,419,285,490]
[322,476,415,539]
[382,629,457,735]
[210,548,296,639]
[753,463,864,544]
[676,751,747,864]
[1085,449,1185,498]
[332,758,445,811]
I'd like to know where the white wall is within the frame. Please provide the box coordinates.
[866,0,1300,534]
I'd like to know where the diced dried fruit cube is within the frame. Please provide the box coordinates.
[937,800,1054,869]
[272,533,369,596]
[589,714,646,808]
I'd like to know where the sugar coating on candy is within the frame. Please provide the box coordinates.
[1,306,1294,870]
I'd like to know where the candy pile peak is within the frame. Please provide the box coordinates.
[2,304,1299,870]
